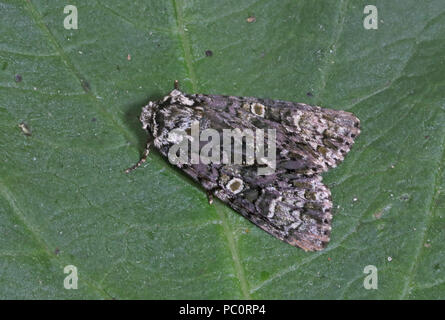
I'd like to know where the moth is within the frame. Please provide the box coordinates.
[126,81,360,251]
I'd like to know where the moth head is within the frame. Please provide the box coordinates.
[140,90,201,147]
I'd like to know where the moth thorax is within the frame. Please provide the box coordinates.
[226,178,244,194]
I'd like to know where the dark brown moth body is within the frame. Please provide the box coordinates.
[129,84,360,251]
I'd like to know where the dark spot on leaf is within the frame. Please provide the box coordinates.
[399,193,410,201]
[15,74,22,82]
[306,92,313,97]
[205,50,213,57]
[116,65,120,71]
[54,248,60,255]
[260,271,270,281]
[81,80,90,92]
[91,117,97,122]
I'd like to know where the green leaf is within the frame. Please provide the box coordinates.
[1,0,444,299]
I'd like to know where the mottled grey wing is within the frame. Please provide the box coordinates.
[222,170,333,251]
[146,90,360,251]
[180,93,360,251]
[190,93,360,175]
[180,160,333,251]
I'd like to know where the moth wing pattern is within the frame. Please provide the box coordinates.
[193,93,361,175]
[138,89,361,251]
[216,169,333,251]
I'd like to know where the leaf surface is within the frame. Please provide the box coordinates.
[0,0,444,299]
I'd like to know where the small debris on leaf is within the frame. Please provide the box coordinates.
[246,16,256,23]
[18,122,32,136]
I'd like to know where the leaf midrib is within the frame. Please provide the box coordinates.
[171,0,251,299]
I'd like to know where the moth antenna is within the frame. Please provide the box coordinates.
[124,141,151,174]
[174,80,179,90]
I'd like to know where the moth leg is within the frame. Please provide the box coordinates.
[124,141,151,174]
[207,191,214,205]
